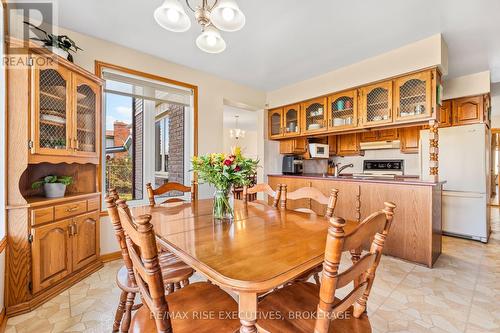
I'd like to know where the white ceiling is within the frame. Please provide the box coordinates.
[56,0,500,90]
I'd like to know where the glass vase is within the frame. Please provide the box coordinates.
[213,188,234,221]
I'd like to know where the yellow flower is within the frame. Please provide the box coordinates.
[232,146,242,158]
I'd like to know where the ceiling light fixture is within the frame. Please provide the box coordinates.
[154,0,246,54]
[230,115,245,140]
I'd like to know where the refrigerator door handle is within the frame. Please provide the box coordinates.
[442,191,485,198]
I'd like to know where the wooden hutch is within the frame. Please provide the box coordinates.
[5,38,103,316]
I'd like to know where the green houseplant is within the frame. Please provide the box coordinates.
[32,175,73,198]
[24,21,83,62]
[191,147,258,221]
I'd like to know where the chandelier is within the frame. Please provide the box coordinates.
[154,0,246,54]
[229,115,245,140]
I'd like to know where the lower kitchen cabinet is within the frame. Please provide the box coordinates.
[31,219,72,293]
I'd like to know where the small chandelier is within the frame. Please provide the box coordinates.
[230,115,245,140]
[154,0,246,54]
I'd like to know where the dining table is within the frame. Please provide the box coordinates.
[128,198,335,333]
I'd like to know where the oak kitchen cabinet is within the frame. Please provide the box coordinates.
[336,133,363,156]
[400,126,422,154]
[438,100,452,127]
[360,81,393,127]
[31,55,101,164]
[268,108,283,139]
[301,97,328,134]
[394,71,433,122]
[361,128,399,142]
[452,95,484,126]
[327,89,358,131]
[283,104,301,137]
[279,138,307,155]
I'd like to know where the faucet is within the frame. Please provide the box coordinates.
[334,163,354,177]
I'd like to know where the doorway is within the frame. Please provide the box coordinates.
[490,129,500,206]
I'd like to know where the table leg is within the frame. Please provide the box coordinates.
[238,291,258,333]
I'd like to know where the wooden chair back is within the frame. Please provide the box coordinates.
[114,199,172,332]
[242,183,281,207]
[280,185,339,217]
[105,189,136,286]
[314,202,396,333]
[146,180,197,206]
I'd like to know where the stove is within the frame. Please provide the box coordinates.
[352,160,404,179]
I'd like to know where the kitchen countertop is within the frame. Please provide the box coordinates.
[268,173,446,186]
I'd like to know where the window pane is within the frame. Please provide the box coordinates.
[105,93,143,201]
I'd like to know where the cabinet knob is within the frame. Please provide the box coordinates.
[66,206,78,212]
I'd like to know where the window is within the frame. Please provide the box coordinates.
[101,67,193,204]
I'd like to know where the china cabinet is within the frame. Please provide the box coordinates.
[6,38,103,316]
[327,90,358,131]
[360,81,393,126]
[301,97,327,134]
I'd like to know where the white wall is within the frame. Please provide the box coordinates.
[443,71,491,100]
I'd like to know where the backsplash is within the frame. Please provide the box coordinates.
[303,149,420,175]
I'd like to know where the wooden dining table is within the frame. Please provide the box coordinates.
[129,198,333,333]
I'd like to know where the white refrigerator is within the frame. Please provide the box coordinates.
[420,123,490,242]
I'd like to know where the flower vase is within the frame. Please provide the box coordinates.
[213,188,234,222]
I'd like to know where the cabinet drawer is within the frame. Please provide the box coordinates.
[31,207,54,226]
[54,201,87,220]
[87,198,100,212]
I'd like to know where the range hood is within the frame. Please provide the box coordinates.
[360,140,401,150]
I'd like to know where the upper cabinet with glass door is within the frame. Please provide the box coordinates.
[394,71,432,122]
[327,90,358,131]
[301,97,327,134]
[32,57,72,156]
[283,104,301,136]
[72,74,100,158]
[360,81,393,127]
[268,108,283,139]
[30,54,102,164]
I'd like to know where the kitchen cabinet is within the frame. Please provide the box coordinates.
[30,55,101,163]
[394,71,433,122]
[337,133,363,156]
[438,100,452,127]
[327,90,358,131]
[301,97,328,134]
[400,126,421,154]
[268,108,283,139]
[283,104,301,137]
[361,129,398,142]
[279,138,307,155]
[360,81,393,127]
[452,96,483,126]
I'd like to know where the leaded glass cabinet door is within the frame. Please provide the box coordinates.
[301,97,327,134]
[72,74,100,157]
[328,90,358,131]
[394,71,432,122]
[32,59,72,155]
[283,104,300,136]
[361,81,393,126]
[268,108,283,139]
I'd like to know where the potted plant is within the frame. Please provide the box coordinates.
[191,147,258,221]
[32,175,73,198]
[24,22,83,62]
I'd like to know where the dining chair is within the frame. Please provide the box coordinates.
[114,199,241,333]
[242,183,281,207]
[106,191,194,332]
[257,202,396,333]
[146,180,197,206]
[280,185,339,217]
[280,185,339,285]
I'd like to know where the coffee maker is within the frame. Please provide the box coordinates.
[282,156,304,175]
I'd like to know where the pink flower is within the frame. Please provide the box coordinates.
[224,159,232,166]
[234,165,241,172]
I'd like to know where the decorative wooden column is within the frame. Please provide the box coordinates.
[429,119,439,182]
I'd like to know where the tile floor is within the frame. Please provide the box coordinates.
[5,210,500,333]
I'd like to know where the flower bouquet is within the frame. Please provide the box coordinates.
[191,147,258,221]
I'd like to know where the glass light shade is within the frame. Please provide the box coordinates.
[211,0,246,32]
[196,26,226,53]
[154,0,191,32]
[230,128,245,139]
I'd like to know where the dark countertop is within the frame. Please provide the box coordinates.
[268,173,445,186]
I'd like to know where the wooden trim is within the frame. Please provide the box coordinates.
[0,237,6,253]
[100,251,121,263]
[491,128,500,134]
[0,307,6,333]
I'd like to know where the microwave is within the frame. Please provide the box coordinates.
[309,143,329,158]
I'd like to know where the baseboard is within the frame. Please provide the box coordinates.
[100,251,121,263]
[0,307,7,333]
